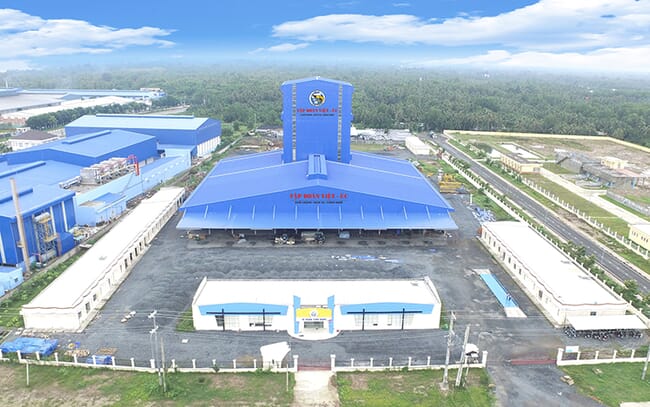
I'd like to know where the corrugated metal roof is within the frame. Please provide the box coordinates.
[179,150,456,230]
[281,77,352,87]
[0,184,74,218]
[0,160,82,199]
[13,129,154,159]
[66,114,212,131]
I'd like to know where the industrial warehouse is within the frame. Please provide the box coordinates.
[178,77,456,232]
[480,221,645,331]
[191,277,442,337]
[21,187,185,331]
[0,114,220,296]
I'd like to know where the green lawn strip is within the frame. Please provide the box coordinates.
[561,363,650,407]
[337,369,493,407]
[601,195,650,223]
[0,254,82,327]
[623,194,650,207]
[176,307,195,332]
[542,163,576,174]
[471,192,514,221]
[3,363,293,406]
[526,174,629,235]
[350,143,388,152]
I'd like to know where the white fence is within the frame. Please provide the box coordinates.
[331,351,488,372]
[556,347,649,367]
[0,349,299,374]
[0,349,488,374]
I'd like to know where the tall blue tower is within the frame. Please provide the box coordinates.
[280,77,354,163]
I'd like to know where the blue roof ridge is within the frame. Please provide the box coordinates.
[208,160,301,179]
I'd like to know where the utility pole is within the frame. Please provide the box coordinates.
[160,336,167,393]
[148,310,162,387]
[442,311,456,388]
[455,325,471,387]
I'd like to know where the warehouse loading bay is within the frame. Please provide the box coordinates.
[42,189,644,405]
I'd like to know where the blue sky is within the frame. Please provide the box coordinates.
[1,0,649,73]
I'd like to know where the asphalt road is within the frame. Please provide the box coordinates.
[436,135,650,294]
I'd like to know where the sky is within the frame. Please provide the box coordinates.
[1,0,649,73]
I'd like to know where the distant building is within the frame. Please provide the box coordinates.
[405,136,431,155]
[556,151,647,189]
[629,224,650,252]
[65,114,221,158]
[500,153,542,174]
[8,130,62,151]
[0,88,166,125]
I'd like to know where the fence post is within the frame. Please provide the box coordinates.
[482,351,488,367]
[350,358,354,368]
[36,351,40,361]
[293,355,299,372]
[54,352,58,364]
[330,354,336,371]
[613,350,617,360]
[192,359,196,369]
[370,357,374,368]
[631,350,636,359]
[254,359,257,369]
[17,350,22,362]
[233,359,237,370]
[595,351,599,360]
[408,357,412,368]
[73,354,77,364]
[576,351,581,361]
[556,348,564,365]
[111,356,116,367]
[92,355,97,366]
[427,356,430,367]
[171,359,176,369]
[130,358,135,369]
[150,359,155,369]
[389,357,393,368]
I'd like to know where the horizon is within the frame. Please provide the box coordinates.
[1,1,650,75]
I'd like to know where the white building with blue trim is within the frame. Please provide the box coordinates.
[192,277,442,338]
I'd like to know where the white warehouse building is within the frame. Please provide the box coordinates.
[192,277,442,339]
[479,221,644,329]
[405,136,431,156]
[21,187,185,331]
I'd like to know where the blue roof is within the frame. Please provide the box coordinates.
[66,114,213,131]
[281,77,352,87]
[0,184,74,218]
[0,160,82,199]
[179,150,456,230]
[5,129,157,167]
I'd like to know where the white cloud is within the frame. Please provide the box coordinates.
[0,59,33,72]
[251,42,309,53]
[411,46,650,73]
[0,9,174,59]
[272,0,650,51]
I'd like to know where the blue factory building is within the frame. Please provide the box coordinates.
[0,125,193,270]
[178,77,456,232]
[65,114,221,157]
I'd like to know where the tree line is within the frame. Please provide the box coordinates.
[8,65,650,146]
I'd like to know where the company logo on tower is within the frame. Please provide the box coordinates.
[309,90,325,106]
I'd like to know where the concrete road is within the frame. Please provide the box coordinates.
[436,135,650,293]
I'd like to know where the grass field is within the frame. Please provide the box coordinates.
[0,362,294,406]
[526,174,630,235]
[337,369,494,407]
[561,363,650,407]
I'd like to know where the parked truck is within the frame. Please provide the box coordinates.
[301,231,325,244]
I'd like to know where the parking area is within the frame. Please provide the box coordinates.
[47,193,552,363]
[27,191,635,405]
